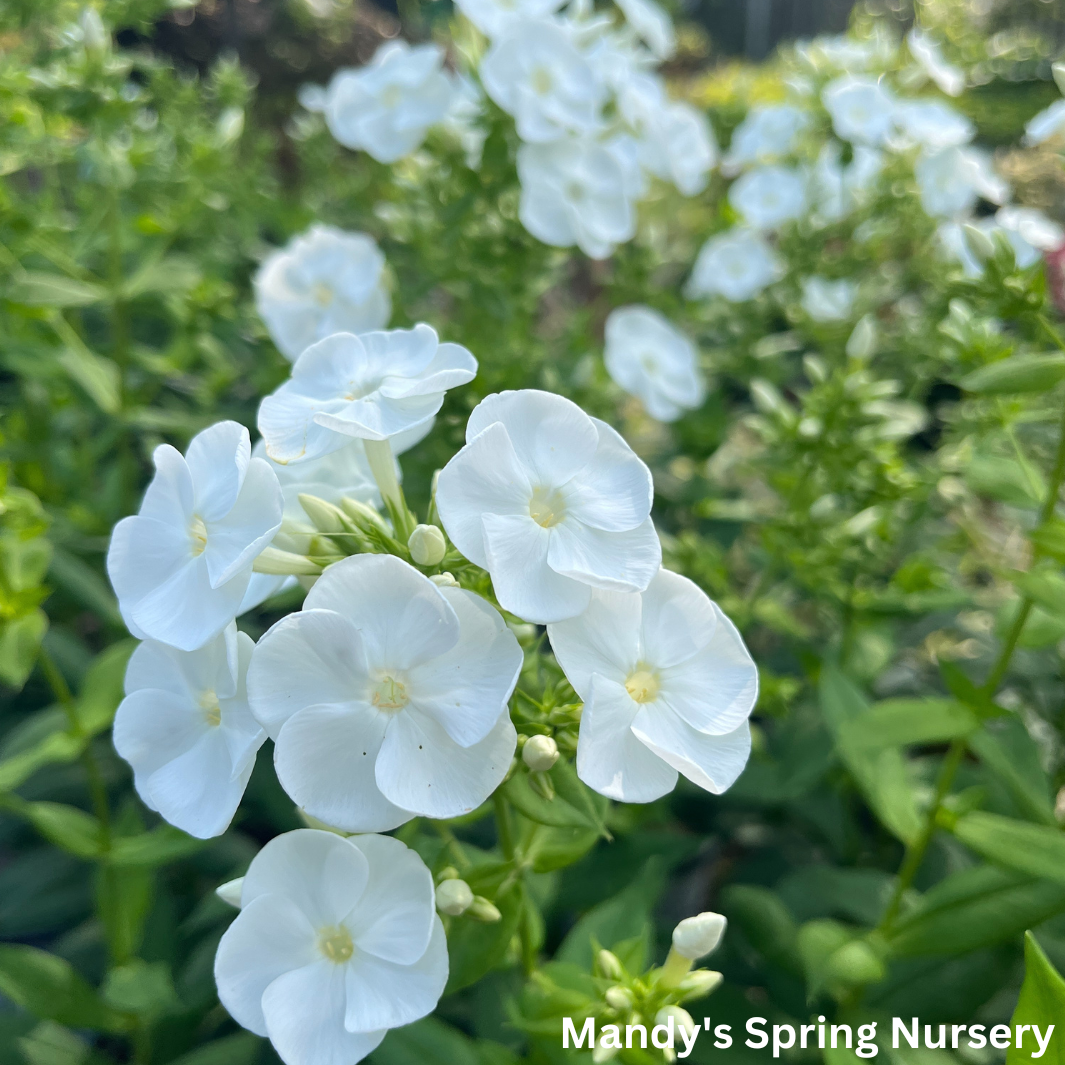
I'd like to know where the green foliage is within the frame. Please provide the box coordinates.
[1007,933,1065,1055]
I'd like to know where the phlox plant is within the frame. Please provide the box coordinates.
[3,0,1065,1064]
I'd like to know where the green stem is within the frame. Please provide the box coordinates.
[363,438,415,541]
[493,791,516,862]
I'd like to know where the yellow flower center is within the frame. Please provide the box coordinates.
[381,84,403,108]
[312,281,334,307]
[189,516,208,557]
[318,925,354,964]
[529,486,566,529]
[624,668,660,704]
[371,673,409,711]
[199,689,222,727]
[531,66,553,95]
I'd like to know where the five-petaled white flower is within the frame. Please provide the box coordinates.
[810,143,884,224]
[800,276,858,322]
[517,139,636,259]
[604,306,705,422]
[685,228,784,303]
[893,99,973,150]
[481,20,604,144]
[325,42,453,164]
[215,829,447,1065]
[548,568,757,802]
[108,421,283,652]
[914,146,1008,219]
[727,165,806,230]
[822,76,897,146]
[113,624,264,839]
[257,326,477,465]
[436,389,661,624]
[453,0,564,39]
[254,225,390,363]
[722,105,810,173]
[248,555,522,832]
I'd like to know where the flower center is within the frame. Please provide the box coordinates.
[381,84,403,108]
[199,689,222,727]
[624,668,660,703]
[318,925,354,964]
[565,180,586,203]
[371,673,409,711]
[641,352,658,373]
[344,375,381,402]
[531,66,553,95]
[529,486,566,529]
[189,516,208,557]
[312,281,334,307]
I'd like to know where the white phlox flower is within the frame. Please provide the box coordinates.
[722,104,810,173]
[800,276,858,322]
[257,326,477,465]
[547,568,757,802]
[247,554,522,831]
[453,0,564,38]
[436,389,661,624]
[614,0,675,60]
[727,164,806,230]
[809,142,884,223]
[113,624,264,839]
[1025,99,1065,146]
[604,305,705,422]
[617,74,717,196]
[914,146,1008,219]
[893,99,973,149]
[214,829,447,1065]
[107,421,283,652]
[907,28,964,96]
[821,76,897,146]
[516,139,636,259]
[325,42,453,164]
[254,225,391,363]
[685,228,784,302]
[481,20,605,144]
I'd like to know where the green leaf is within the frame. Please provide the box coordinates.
[722,884,802,973]
[373,1017,513,1065]
[838,698,977,751]
[0,611,48,689]
[57,349,121,414]
[966,455,1046,507]
[122,255,202,299]
[0,945,125,1032]
[796,919,855,999]
[444,884,522,993]
[7,273,106,308]
[48,549,123,629]
[108,825,204,867]
[960,353,1065,394]
[968,718,1056,826]
[74,641,135,737]
[502,760,607,833]
[101,960,179,1016]
[1030,519,1065,565]
[525,824,599,873]
[0,729,83,793]
[949,811,1065,884]
[1007,932,1065,1059]
[820,667,922,844]
[889,865,1065,957]
[15,1022,87,1065]
[25,803,104,859]
[165,1033,261,1065]
[1012,567,1065,621]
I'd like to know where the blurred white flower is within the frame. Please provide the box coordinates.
[686,228,784,302]
[727,164,806,230]
[822,76,897,145]
[618,74,717,195]
[907,28,964,96]
[722,104,810,173]
[937,220,985,277]
[453,0,563,37]
[1025,99,1065,146]
[114,624,264,838]
[604,305,705,422]
[893,99,973,149]
[996,206,1065,265]
[481,20,604,143]
[436,389,660,624]
[915,146,1008,218]
[800,276,857,322]
[108,421,283,652]
[798,34,895,73]
[517,139,635,259]
[257,326,476,465]
[248,555,521,831]
[547,568,756,801]
[442,73,488,169]
[215,829,446,1065]
[810,142,883,223]
[325,42,453,163]
[615,0,675,60]
[254,225,390,362]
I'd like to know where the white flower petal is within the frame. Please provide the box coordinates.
[638,569,719,669]
[107,515,190,611]
[564,419,654,531]
[375,708,516,819]
[576,674,678,802]
[631,710,751,794]
[186,421,251,522]
[113,687,207,787]
[139,445,193,526]
[547,518,661,593]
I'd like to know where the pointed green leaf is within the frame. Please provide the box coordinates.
[1007,932,1065,1060]
[951,811,1065,884]
[960,353,1065,394]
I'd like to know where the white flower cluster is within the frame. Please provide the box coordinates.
[107,291,757,1061]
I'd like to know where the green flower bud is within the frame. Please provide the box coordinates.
[435,879,474,917]
[298,493,347,535]
[522,734,559,772]
[604,986,633,1011]
[408,523,447,566]
[846,314,878,360]
[596,949,623,980]
[678,969,723,1000]
[467,896,502,923]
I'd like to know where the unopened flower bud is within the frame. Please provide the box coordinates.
[596,949,623,980]
[437,866,459,882]
[678,968,723,1000]
[672,912,727,960]
[80,8,108,54]
[1054,61,1065,96]
[467,896,502,923]
[963,223,996,263]
[339,496,389,533]
[252,546,323,576]
[435,878,474,917]
[604,986,633,1011]
[216,877,243,908]
[846,314,877,360]
[522,734,559,772]
[298,494,347,535]
[528,770,555,801]
[656,1005,697,1038]
[408,524,446,566]
[430,571,460,588]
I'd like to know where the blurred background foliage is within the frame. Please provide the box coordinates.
[4,0,1065,1063]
